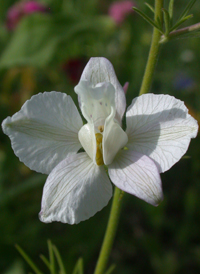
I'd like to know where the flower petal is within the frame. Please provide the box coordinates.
[2,91,83,174]
[77,57,126,123]
[39,153,112,224]
[108,150,163,206]
[126,94,198,173]
[103,109,128,165]
[78,123,96,162]
[75,80,115,128]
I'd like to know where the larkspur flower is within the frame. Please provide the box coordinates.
[2,57,198,224]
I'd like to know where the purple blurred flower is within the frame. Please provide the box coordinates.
[173,73,195,91]
[6,1,48,30]
[108,1,135,24]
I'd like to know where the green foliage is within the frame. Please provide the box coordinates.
[132,1,200,43]
[16,241,76,274]
[72,258,84,274]
[0,14,114,68]
[132,7,163,33]
[15,244,43,274]
[104,264,116,274]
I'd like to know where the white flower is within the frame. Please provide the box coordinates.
[2,57,198,224]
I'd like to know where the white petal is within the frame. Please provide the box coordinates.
[39,153,112,224]
[126,94,198,173]
[108,150,163,206]
[75,80,115,127]
[78,123,96,162]
[103,111,128,165]
[2,92,83,174]
[77,57,126,123]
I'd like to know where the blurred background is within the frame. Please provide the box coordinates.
[0,0,200,273]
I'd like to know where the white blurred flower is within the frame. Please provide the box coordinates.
[2,57,198,224]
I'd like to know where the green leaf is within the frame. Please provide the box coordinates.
[53,244,67,274]
[145,2,154,13]
[133,7,163,33]
[72,258,84,274]
[48,240,56,274]
[162,8,170,35]
[162,22,200,42]
[178,0,197,21]
[170,14,193,32]
[0,14,115,68]
[40,255,51,270]
[156,16,163,31]
[15,245,43,274]
[168,0,174,20]
[104,264,116,274]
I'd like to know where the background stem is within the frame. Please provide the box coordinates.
[139,0,164,95]
[93,187,124,274]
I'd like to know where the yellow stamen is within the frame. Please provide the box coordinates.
[95,133,104,166]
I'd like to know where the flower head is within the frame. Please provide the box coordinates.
[6,1,47,30]
[2,57,198,224]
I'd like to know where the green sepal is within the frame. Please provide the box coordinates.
[145,2,154,13]
[15,245,43,274]
[133,7,163,33]
[72,258,84,274]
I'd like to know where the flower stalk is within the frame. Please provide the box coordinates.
[139,0,164,95]
[94,187,124,274]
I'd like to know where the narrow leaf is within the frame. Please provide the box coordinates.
[40,255,51,270]
[155,16,163,30]
[15,245,43,274]
[48,240,56,274]
[145,3,154,13]
[72,258,84,274]
[178,0,196,20]
[104,264,116,274]
[52,245,67,274]
[162,8,170,35]
[170,14,193,32]
[133,7,163,33]
[168,0,174,19]
[161,22,200,42]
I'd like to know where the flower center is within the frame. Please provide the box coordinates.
[95,132,104,166]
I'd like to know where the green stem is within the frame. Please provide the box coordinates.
[139,0,164,95]
[93,187,124,274]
